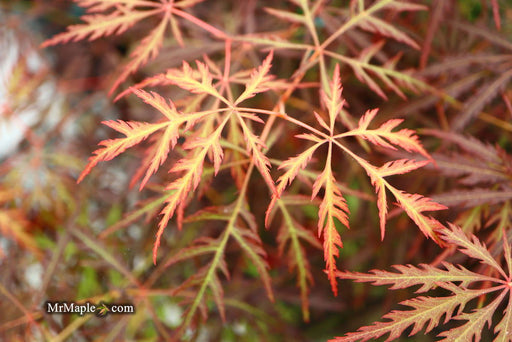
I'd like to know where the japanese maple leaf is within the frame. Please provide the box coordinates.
[42,0,227,93]
[334,223,512,341]
[76,48,278,264]
[267,64,445,295]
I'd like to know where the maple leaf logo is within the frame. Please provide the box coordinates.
[96,302,110,317]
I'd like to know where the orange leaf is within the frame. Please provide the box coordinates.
[77,120,168,183]
[313,164,349,296]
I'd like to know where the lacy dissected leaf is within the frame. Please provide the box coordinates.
[322,64,345,131]
[440,223,506,276]
[376,159,430,178]
[356,15,419,49]
[237,116,276,195]
[425,130,501,163]
[42,0,226,93]
[269,63,440,294]
[77,120,169,183]
[225,116,249,189]
[433,189,512,209]
[163,199,273,331]
[170,262,228,324]
[132,90,206,181]
[110,15,170,92]
[487,202,512,239]
[337,262,495,294]
[160,53,278,196]
[251,0,425,99]
[345,42,398,100]
[77,50,281,267]
[431,153,507,186]
[313,160,348,296]
[424,130,512,243]
[325,0,426,48]
[337,111,445,242]
[437,289,507,342]
[163,60,226,103]
[231,225,274,300]
[41,4,160,45]
[368,159,429,238]
[452,21,512,52]
[369,173,388,240]
[235,51,275,105]
[453,69,512,131]
[349,108,430,159]
[331,284,493,342]
[332,41,422,100]
[334,224,512,341]
[392,190,447,243]
[99,191,169,238]
[154,121,227,263]
[425,128,512,240]
[77,88,211,186]
[276,197,322,321]
[184,204,234,223]
[164,236,221,269]
[266,141,323,225]
[128,127,174,190]
[418,53,510,81]
[495,290,512,342]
